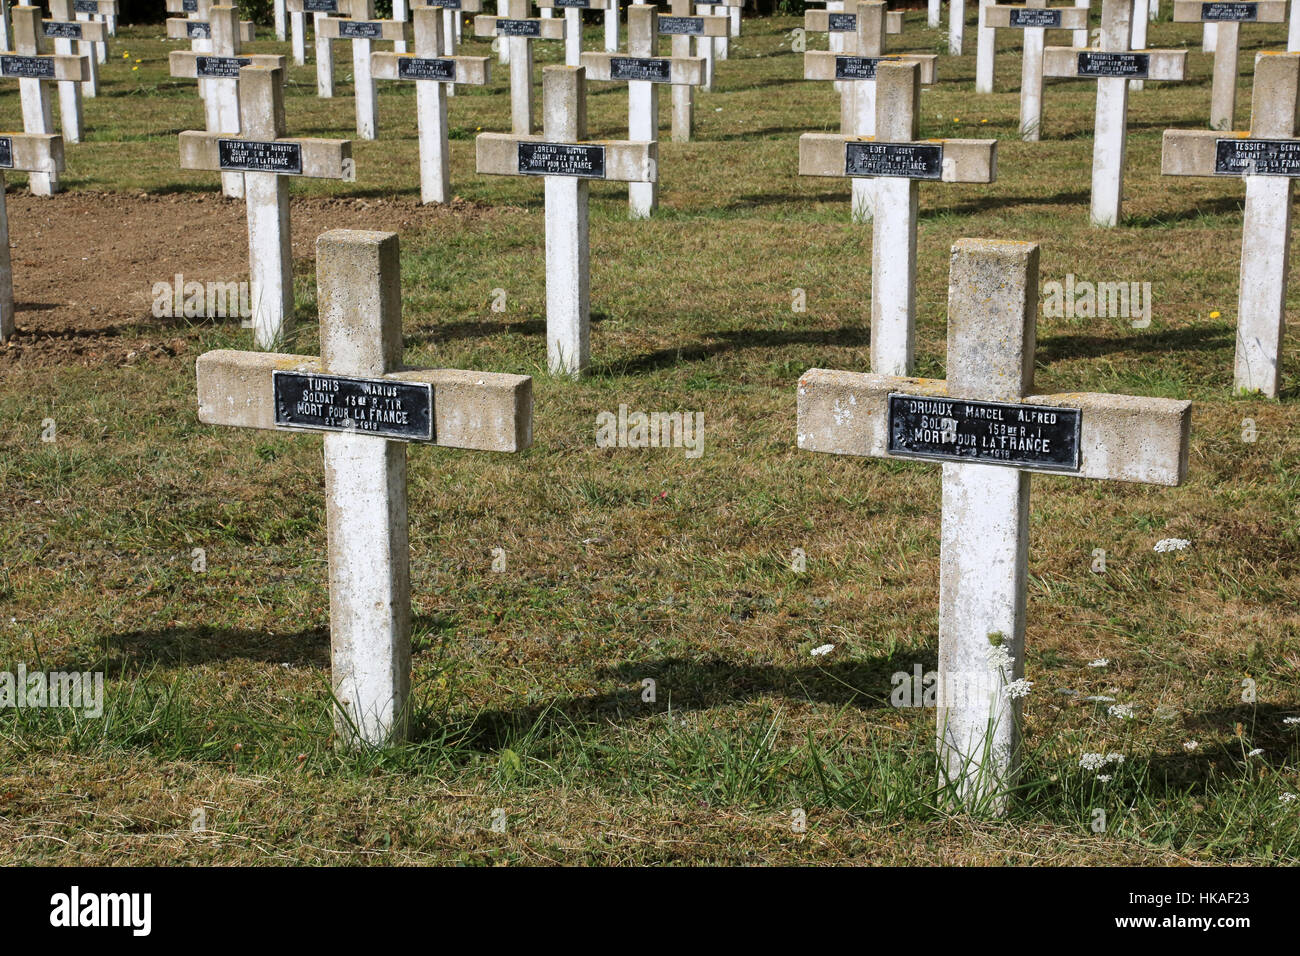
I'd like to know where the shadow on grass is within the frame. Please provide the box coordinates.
[63,623,331,674]
[589,324,871,377]
[1036,324,1233,364]
[405,310,610,345]
[1126,195,1244,227]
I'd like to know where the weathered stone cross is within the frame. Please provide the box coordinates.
[657,0,728,142]
[43,0,106,142]
[180,64,354,349]
[196,229,533,747]
[0,130,63,341]
[315,0,413,139]
[985,1,1089,141]
[4,5,87,196]
[800,60,996,377]
[409,0,485,98]
[803,0,902,143]
[372,6,490,203]
[1172,1,1287,130]
[474,0,565,135]
[1043,0,1187,226]
[536,0,615,68]
[169,4,283,201]
[284,0,343,96]
[72,0,118,86]
[581,4,703,217]
[804,0,937,223]
[798,238,1191,811]
[477,65,656,377]
[1163,51,1300,396]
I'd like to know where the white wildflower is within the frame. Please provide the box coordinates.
[1284,717,1300,726]
[1183,741,1199,752]
[810,644,835,658]
[1079,753,1107,770]
[1003,679,1033,700]
[1097,774,1112,783]
[1248,748,1264,758]
[1087,658,1109,668]
[1281,793,1298,804]
[986,643,1015,669]
[1108,704,1135,720]
[1153,538,1190,553]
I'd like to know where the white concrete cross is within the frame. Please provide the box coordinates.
[165,0,256,128]
[476,65,656,376]
[408,0,485,98]
[804,0,937,222]
[0,130,63,340]
[537,0,614,68]
[1163,51,1300,396]
[170,4,282,201]
[373,7,489,203]
[657,0,727,141]
[605,0,620,52]
[3,5,87,196]
[985,1,1089,141]
[697,0,741,76]
[285,0,343,95]
[804,0,902,135]
[63,0,114,97]
[798,238,1191,811]
[315,0,413,139]
[950,0,966,54]
[581,4,704,217]
[975,0,998,92]
[196,229,533,747]
[179,64,354,350]
[799,60,996,376]
[474,0,566,134]
[42,0,104,143]
[1172,0,1287,130]
[1043,0,1187,226]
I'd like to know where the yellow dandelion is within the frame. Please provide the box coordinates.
[134,59,142,64]
[981,118,988,124]
[1210,310,1221,318]
[132,66,139,71]
[952,117,960,123]
[122,52,130,59]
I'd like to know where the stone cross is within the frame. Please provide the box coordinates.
[372,7,489,203]
[1043,0,1187,226]
[474,0,565,134]
[43,0,104,142]
[476,66,656,376]
[804,0,902,139]
[1162,51,1300,396]
[536,0,614,68]
[697,0,742,82]
[800,60,996,376]
[1172,0,1287,130]
[950,0,966,54]
[315,0,413,139]
[409,0,485,98]
[657,0,727,142]
[975,0,999,93]
[797,238,1191,811]
[179,64,354,350]
[165,0,256,128]
[804,0,937,222]
[0,131,63,340]
[4,5,87,195]
[985,1,1089,141]
[169,4,282,201]
[196,229,533,747]
[581,4,703,217]
[72,0,119,82]
[285,0,343,96]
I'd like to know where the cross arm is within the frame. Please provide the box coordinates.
[411,0,483,10]
[796,369,1191,485]
[1160,129,1232,176]
[169,51,285,77]
[1172,0,1287,22]
[76,0,119,11]
[473,16,566,39]
[536,0,614,9]
[579,51,705,85]
[197,350,534,453]
[476,132,657,183]
[804,10,904,33]
[804,52,938,84]
[43,19,108,41]
[371,52,490,84]
[798,133,997,183]
[0,132,64,175]
[0,53,89,82]
[166,18,256,42]
[985,6,1090,28]
[179,130,354,179]
[317,18,413,42]
[1043,46,1187,80]
[657,14,729,36]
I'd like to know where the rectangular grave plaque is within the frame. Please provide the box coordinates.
[0,137,12,170]
[887,394,1082,472]
[497,18,542,36]
[835,55,898,80]
[0,56,56,79]
[74,0,100,12]
[398,56,456,80]
[339,20,384,39]
[44,22,84,39]
[196,55,252,78]
[1076,51,1150,77]
[827,12,857,30]
[273,371,435,442]
[845,141,943,179]
[423,0,463,6]
[304,0,340,11]
[187,21,212,39]
[556,0,594,7]
[518,141,607,178]
[1009,7,1063,27]
[658,15,705,34]
[610,56,673,82]
[182,0,198,10]
[1214,137,1300,176]
[1200,1,1258,20]
[218,138,304,174]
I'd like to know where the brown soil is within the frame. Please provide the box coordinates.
[0,188,499,368]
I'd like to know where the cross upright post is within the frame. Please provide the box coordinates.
[286,0,343,95]
[1044,0,1187,226]
[984,0,1090,140]
[179,64,355,349]
[474,0,566,135]
[536,0,614,67]
[43,0,99,142]
[1163,51,1300,396]
[315,0,413,139]
[476,65,656,376]
[196,229,533,747]
[72,0,119,75]
[373,7,490,203]
[1172,1,1287,130]
[409,0,485,98]
[797,238,1191,811]
[800,60,996,376]
[0,131,63,340]
[657,0,727,141]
